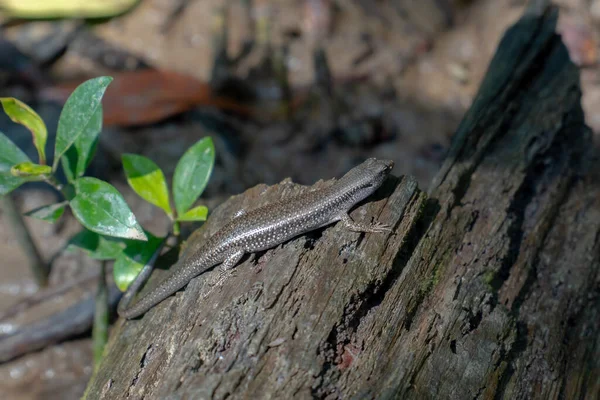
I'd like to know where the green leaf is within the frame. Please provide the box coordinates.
[61,104,102,182]
[113,232,162,291]
[0,97,47,164]
[53,76,112,171]
[177,205,208,222]
[173,137,214,216]
[0,131,31,195]
[66,229,124,260]
[70,177,147,241]
[122,154,172,216]
[11,161,52,179]
[0,0,140,19]
[24,201,67,223]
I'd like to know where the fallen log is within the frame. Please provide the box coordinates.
[84,6,599,399]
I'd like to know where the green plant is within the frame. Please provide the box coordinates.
[0,76,215,362]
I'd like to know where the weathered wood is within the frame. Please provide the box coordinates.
[85,7,599,399]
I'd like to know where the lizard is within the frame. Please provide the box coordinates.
[118,158,394,319]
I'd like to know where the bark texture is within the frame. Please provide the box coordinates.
[85,7,599,400]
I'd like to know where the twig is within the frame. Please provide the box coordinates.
[0,194,49,286]
[0,267,101,322]
[0,282,122,363]
[92,261,109,366]
[117,234,170,316]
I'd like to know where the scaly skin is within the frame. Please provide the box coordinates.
[119,158,394,319]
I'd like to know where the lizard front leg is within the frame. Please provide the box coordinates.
[340,213,392,233]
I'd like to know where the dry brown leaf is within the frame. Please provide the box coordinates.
[41,69,250,127]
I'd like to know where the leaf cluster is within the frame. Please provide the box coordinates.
[0,77,215,290]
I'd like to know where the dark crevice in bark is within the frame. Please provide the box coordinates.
[473,383,486,400]
[312,325,340,398]
[466,210,479,232]
[449,169,474,210]
[487,178,529,295]
[304,228,326,250]
[250,249,269,265]
[461,309,483,336]
[557,254,600,399]
[511,145,585,316]
[126,344,153,397]
[401,199,441,331]
[489,141,555,299]
[405,346,435,397]
[493,321,529,400]
[173,352,203,392]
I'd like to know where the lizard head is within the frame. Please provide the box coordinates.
[338,158,394,203]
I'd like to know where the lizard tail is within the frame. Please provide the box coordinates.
[118,260,206,320]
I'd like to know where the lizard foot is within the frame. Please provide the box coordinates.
[203,269,236,298]
[341,214,392,234]
[367,221,393,233]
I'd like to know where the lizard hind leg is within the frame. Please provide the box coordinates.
[204,249,244,298]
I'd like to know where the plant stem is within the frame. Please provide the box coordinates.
[92,261,109,366]
[43,175,63,191]
[117,233,170,317]
[0,194,49,286]
[44,176,75,201]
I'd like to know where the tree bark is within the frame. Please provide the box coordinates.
[85,7,599,399]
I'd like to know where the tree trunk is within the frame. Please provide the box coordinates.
[85,7,599,399]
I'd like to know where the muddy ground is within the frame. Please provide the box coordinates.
[1,1,599,399]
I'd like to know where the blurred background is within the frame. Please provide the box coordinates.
[0,0,599,398]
